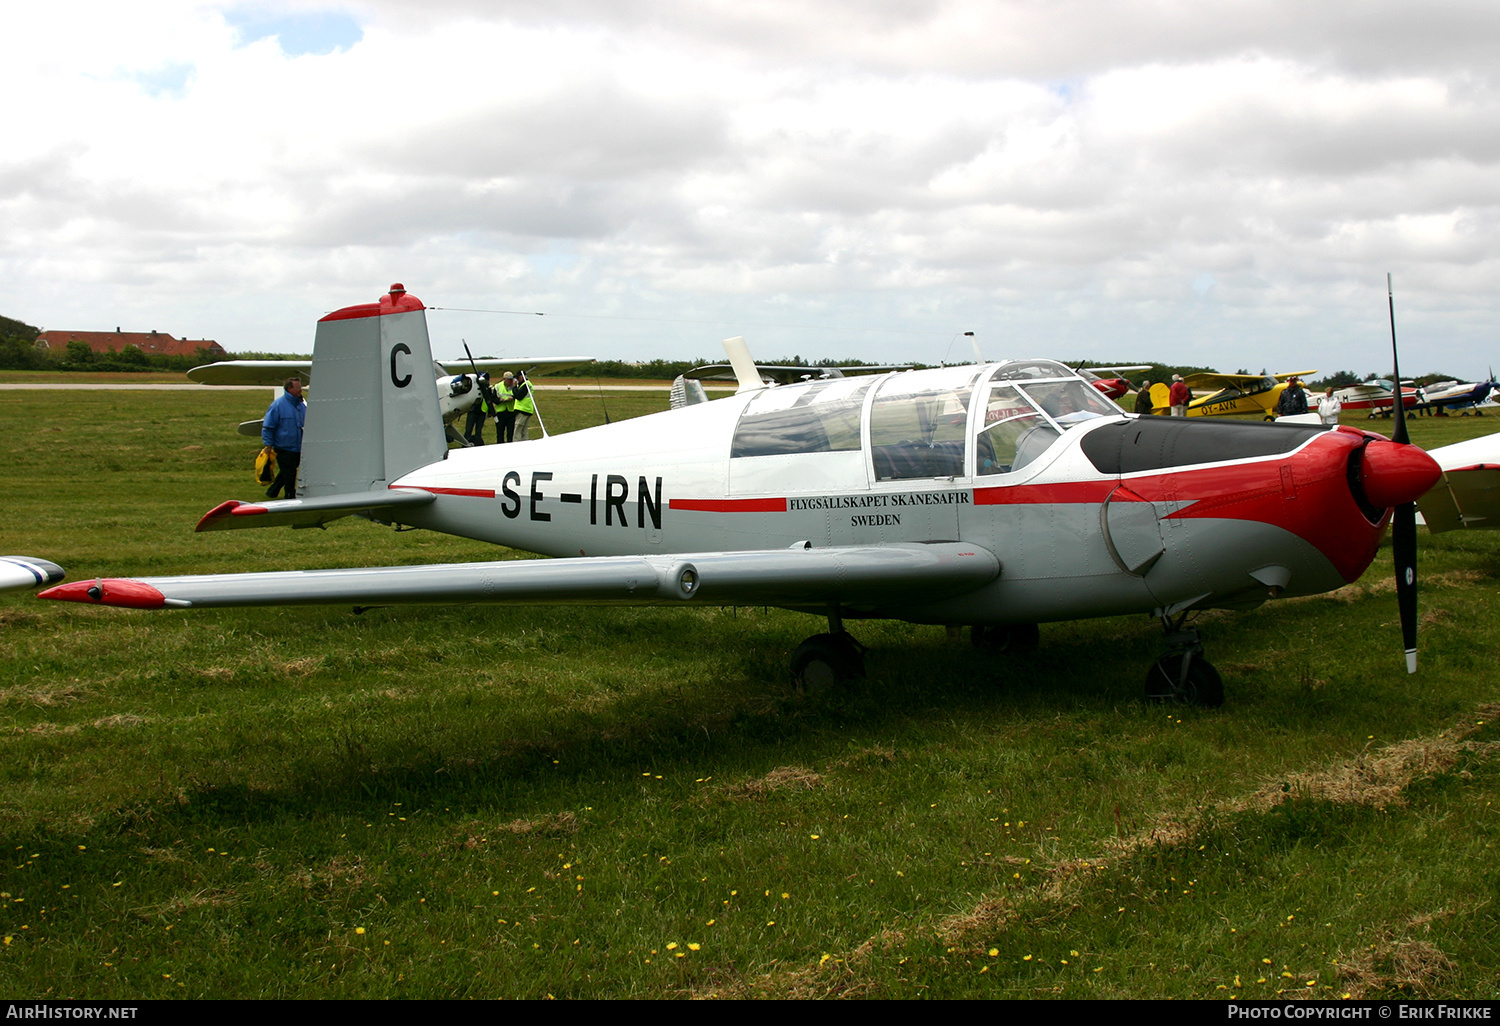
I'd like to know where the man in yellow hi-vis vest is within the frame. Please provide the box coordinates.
[493,371,517,443]
[511,370,536,441]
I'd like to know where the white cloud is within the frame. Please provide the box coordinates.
[2,1,1498,374]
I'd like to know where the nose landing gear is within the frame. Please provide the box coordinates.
[1145,622,1223,708]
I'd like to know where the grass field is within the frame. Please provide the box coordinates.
[1,388,1498,999]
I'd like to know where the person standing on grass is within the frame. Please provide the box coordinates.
[1318,387,1342,426]
[1169,375,1190,416]
[262,377,305,500]
[1134,380,1153,416]
[511,370,535,441]
[494,371,517,443]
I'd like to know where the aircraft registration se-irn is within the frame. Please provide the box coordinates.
[41,285,1444,706]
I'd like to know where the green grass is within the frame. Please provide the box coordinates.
[1,392,1499,998]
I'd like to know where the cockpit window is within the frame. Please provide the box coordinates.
[731,378,872,458]
[976,384,1058,476]
[991,359,1078,381]
[869,367,981,480]
[1018,379,1120,423]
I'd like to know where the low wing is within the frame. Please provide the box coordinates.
[187,360,312,386]
[39,543,999,612]
[1,556,65,594]
[1417,431,1500,533]
[439,357,594,377]
[194,490,437,533]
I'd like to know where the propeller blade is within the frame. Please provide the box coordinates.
[1387,273,1418,672]
[1393,501,1418,673]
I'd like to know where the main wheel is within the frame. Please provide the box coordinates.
[971,623,1040,653]
[790,633,865,694]
[1144,654,1224,708]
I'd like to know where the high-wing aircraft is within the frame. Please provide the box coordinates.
[1335,379,1420,417]
[1418,376,1497,416]
[1,557,64,594]
[1416,429,1500,533]
[1147,371,1318,419]
[42,285,1442,706]
[187,317,592,443]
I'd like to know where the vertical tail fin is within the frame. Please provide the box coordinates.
[301,284,447,497]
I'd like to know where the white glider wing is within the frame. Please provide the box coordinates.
[39,543,999,612]
[1,557,65,594]
[187,360,312,386]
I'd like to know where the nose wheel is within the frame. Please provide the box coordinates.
[1144,626,1223,707]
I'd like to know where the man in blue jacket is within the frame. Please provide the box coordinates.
[262,377,306,499]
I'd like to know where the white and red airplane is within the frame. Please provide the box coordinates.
[41,285,1443,705]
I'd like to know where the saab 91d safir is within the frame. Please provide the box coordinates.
[42,285,1442,706]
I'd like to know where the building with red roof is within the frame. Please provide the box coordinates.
[35,329,226,358]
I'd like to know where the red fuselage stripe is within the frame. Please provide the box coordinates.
[670,497,788,513]
[390,485,497,498]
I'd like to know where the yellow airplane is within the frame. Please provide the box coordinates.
[1146,371,1318,419]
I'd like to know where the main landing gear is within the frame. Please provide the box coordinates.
[970,622,1040,653]
[1144,617,1223,708]
[790,605,865,694]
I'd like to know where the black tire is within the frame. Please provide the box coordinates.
[971,623,1040,653]
[1144,654,1224,708]
[790,633,864,694]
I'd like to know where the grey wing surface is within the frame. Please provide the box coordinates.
[39,544,999,611]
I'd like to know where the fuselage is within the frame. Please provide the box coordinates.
[387,361,1397,626]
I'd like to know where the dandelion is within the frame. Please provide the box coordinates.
[1024,954,1033,961]
[988,949,999,957]
[689,943,701,952]
[355,927,366,935]
[781,892,790,899]
[667,942,678,950]
[706,920,715,926]
[810,835,819,840]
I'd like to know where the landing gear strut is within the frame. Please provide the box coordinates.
[1144,620,1224,708]
[790,604,865,694]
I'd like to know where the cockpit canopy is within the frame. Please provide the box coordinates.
[730,360,1122,482]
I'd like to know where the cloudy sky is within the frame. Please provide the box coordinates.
[5,1,1498,375]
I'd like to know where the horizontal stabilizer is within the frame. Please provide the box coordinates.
[39,543,999,611]
[195,489,436,533]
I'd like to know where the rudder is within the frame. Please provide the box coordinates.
[301,284,448,497]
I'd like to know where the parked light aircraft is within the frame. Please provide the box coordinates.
[1148,371,1317,419]
[1417,376,1497,416]
[42,285,1442,704]
[1335,379,1420,417]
